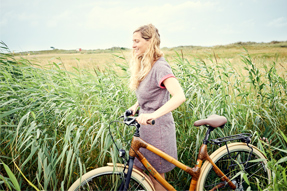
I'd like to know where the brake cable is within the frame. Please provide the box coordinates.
[108,115,141,163]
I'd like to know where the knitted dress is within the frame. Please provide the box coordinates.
[134,57,178,173]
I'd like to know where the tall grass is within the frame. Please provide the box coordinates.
[168,49,287,190]
[1,42,286,190]
[0,42,134,190]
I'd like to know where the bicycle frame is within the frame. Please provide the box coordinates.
[128,129,237,191]
[68,113,268,191]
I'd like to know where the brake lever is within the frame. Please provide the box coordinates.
[123,117,137,126]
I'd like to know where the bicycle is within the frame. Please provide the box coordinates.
[68,110,271,191]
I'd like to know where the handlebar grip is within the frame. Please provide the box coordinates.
[125,109,133,117]
[147,119,155,125]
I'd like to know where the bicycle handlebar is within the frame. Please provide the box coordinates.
[124,110,155,126]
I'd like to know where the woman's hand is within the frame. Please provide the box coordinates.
[128,101,139,116]
[136,113,155,125]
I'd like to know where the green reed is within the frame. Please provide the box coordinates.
[1,41,286,190]
[168,49,287,190]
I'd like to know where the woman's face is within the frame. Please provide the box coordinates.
[132,32,150,56]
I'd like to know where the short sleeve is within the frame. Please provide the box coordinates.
[154,60,175,89]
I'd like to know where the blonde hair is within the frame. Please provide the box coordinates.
[129,24,163,90]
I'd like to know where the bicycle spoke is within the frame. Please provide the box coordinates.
[202,148,270,191]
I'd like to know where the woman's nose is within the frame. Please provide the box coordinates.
[132,43,136,49]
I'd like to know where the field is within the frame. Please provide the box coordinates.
[1,41,287,190]
[16,41,287,72]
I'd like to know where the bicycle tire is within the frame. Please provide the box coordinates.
[197,142,271,191]
[68,164,154,191]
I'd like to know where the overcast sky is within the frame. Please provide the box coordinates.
[1,0,286,52]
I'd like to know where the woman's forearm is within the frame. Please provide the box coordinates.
[135,78,186,124]
[129,101,139,115]
[153,77,186,119]
[153,92,186,119]
[133,101,139,109]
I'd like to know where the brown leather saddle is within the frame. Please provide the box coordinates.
[194,114,227,128]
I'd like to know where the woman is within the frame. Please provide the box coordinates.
[129,24,186,190]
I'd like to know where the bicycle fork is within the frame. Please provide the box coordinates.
[118,156,135,191]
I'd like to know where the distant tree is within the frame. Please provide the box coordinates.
[271,41,280,44]
[50,46,55,50]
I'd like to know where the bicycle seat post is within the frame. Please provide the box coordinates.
[203,126,215,145]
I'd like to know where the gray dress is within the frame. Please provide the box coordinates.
[134,57,178,173]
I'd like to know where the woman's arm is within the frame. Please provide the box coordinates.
[129,101,139,116]
[136,77,186,125]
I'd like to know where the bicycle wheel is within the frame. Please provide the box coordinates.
[68,164,154,191]
[197,143,271,191]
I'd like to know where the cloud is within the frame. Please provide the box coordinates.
[46,10,74,28]
[218,19,255,35]
[0,18,7,27]
[81,1,219,48]
[84,1,217,32]
[268,17,287,27]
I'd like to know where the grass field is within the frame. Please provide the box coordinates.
[16,41,287,72]
[1,41,287,190]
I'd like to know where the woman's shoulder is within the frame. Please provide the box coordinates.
[153,57,171,70]
[150,57,174,80]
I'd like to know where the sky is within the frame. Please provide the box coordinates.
[1,0,287,52]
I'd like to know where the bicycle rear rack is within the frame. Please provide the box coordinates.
[210,133,252,146]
